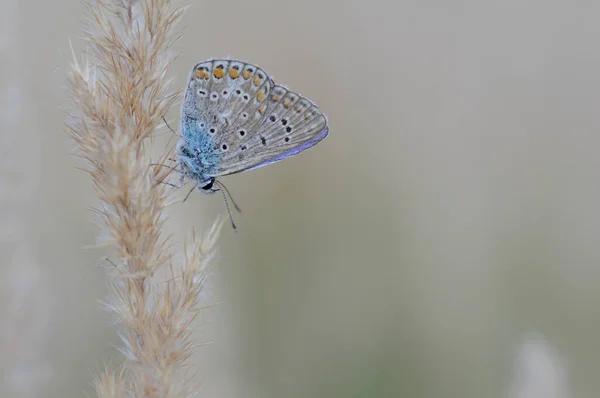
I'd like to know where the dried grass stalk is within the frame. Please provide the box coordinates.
[66,1,221,396]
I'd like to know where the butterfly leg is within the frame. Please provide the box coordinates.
[150,163,181,173]
[161,116,181,138]
[150,162,184,190]
[183,184,198,203]
[163,182,183,190]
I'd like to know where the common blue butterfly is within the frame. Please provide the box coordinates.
[176,59,329,229]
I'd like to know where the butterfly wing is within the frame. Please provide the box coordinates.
[180,59,273,175]
[209,83,329,177]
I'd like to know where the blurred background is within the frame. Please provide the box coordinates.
[2,0,600,396]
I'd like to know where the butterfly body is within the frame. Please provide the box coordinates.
[177,59,328,195]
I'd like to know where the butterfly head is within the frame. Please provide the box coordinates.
[198,177,216,193]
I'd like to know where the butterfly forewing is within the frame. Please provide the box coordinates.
[183,59,272,142]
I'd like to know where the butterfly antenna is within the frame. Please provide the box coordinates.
[215,180,242,213]
[216,185,238,232]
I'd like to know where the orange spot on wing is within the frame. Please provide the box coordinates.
[213,68,224,78]
[196,69,206,79]
[258,105,266,114]
[272,95,280,102]
[243,70,252,79]
[253,76,261,86]
[229,68,240,79]
[283,100,292,109]
[257,90,266,102]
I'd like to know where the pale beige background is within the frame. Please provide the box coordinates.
[2,0,600,397]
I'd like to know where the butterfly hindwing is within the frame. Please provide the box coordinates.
[212,84,328,176]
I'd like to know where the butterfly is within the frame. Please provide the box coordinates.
[176,59,329,229]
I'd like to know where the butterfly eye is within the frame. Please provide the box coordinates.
[201,179,214,190]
